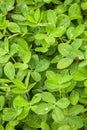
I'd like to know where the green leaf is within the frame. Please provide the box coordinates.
[31,93,42,105]
[17,38,29,51]
[64,0,73,5]
[68,3,81,20]
[31,71,41,82]
[41,92,56,104]
[58,43,72,56]
[8,22,21,33]
[11,14,26,21]
[56,97,70,109]
[17,106,30,120]
[43,0,52,3]
[0,125,4,130]
[69,105,84,115]
[5,0,15,11]
[69,90,79,105]
[69,115,83,128]
[21,51,31,63]
[3,108,16,121]
[57,14,70,28]
[24,113,41,128]
[73,24,84,38]
[12,79,25,89]
[57,58,73,69]
[81,2,87,10]
[35,33,46,40]
[0,95,5,110]
[31,103,54,115]
[14,62,28,70]
[71,39,82,49]
[4,62,15,80]
[58,125,70,130]
[34,9,40,22]
[35,59,50,72]
[6,123,14,130]
[52,107,65,122]
[47,10,57,27]
[50,27,66,37]
[13,96,29,109]
[41,122,50,130]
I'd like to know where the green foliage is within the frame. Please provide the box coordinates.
[0,0,87,130]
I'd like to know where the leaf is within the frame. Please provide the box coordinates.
[11,14,26,21]
[6,123,14,130]
[31,93,42,105]
[5,0,15,11]
[41,122,50,130]
[17,38,29,51]
[17,106,30,120]
[58,125,70,130]
[58,43,72,56]
[47,9,57,27]
[13,96,29,109]
[57,58,73,69]
[8,22,21,33]
[35,33,46,40]
[4,62,15,80]
[64,0,73,5]
[68,3,81,20]
[69,105,84,115]
[71,39,82,49]
[69,90,79,105]
[56,97,70,109]
[57,14,70,28]
[73,24,84,38]
[50,27,66,37]
[0,96,5,110]
[69,115,83,128]
[41,92,56,104]
[31,103,54,115]
[3,108,16,121]
[35,59,50,72]
[21,51,31,63]
[0,125,4,130]
[34,8,40,22]
[14,62,28,70]
[12,79,25,89]
[52,107,64,122]
[81,2,87,10]
[24,113,41,128]
[31,71,41,82]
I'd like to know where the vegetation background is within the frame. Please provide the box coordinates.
[0,0,87,129]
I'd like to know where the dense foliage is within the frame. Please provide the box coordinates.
[0,0,87,129]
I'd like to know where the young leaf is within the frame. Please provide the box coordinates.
[41,122,50,130]
[58,43,72,56]
[56,97,70,109]
[57,58,73,69]
[68,3,81,20]
[69,105,84,115]
[0,95,5,110]
[35,59,50,72]
[69,115,83,128]
[41,92,56,104]
[47,10,57,27]
[69,90,79,105]
[52,107,65,122]
[50,27,66,37]
[73,24,84,38]
[34,8,40,22]
[13,96,29,109]
[31,71,41,82]
[8,22,21,33]
[4,62,15,80]
[31,103,54,115]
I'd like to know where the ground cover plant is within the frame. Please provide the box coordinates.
[0,0,87,129]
